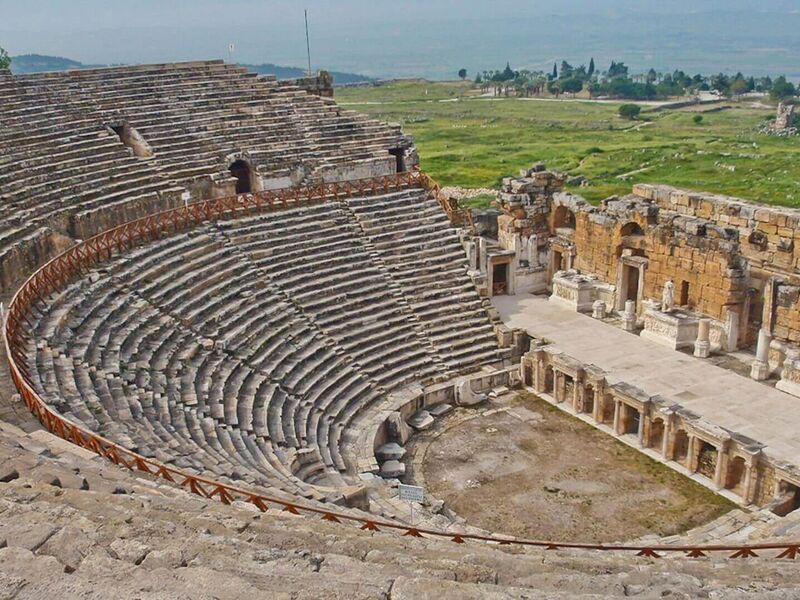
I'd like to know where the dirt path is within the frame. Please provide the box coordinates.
[418,393,733,543]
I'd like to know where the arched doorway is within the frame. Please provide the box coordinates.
[229,160,253,194]
[553,206,576,231]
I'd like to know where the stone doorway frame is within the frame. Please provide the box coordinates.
[615,253,648,313]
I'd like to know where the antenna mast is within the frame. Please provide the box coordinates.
[304,9,312,76]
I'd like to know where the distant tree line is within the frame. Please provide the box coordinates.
[0,46,10,71]
[469,59,797,102]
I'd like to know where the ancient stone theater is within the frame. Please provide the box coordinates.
[2,61,800,597]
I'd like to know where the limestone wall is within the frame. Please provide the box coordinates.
[634,184,800,343]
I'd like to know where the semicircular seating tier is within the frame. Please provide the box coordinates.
[23,188,509,504]
[0,60,408,293]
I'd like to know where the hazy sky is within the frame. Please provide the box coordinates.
[2,1,799,79]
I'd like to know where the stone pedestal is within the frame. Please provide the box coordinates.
[694,318,711,358]
[622,300,637,332]
[592,300,606,320]
[640,307,700,350]
[776,347,800,397]
[549,270,596,313]
[751,328,772,381]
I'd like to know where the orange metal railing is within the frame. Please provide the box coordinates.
[3,170,798,560]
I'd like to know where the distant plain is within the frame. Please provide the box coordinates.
[338,81,800,207]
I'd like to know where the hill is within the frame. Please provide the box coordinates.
[9,54,372,84]
[241,62,373,85]
[9,54,105,74]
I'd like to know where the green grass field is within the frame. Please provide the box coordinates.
[338,82,800,207]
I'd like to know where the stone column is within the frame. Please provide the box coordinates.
[572,381,581,412]
[725,307,739,352]
[612,400,621,434]
[477,237,488,274]
[661,419,672,459]
[622,299,637,332]
[637,411,646,447]
[687,436,699,472]
[750,328,772,380]
[743,462,759,505]
[694,318,711,358]
[534,355,547,393]
[713,443,729,489]
[466,240,476,270]
[528,234,539,267]
[556,372,567,403]
[592,389,603,423]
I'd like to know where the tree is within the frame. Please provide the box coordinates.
[646,68,657,84]
[710,73,731,96]
[608,61,629,79]
[587,57,595,78]
[729,77,748,97]
[0,47,10,71]
[501,62,515,81]
[770,76,797,101]
[458,68,467,80]
[561,78,583,95]
[693,114,703,124]
[618,104,641,120]
[560,60,574,79]
[551,62,558,80]
[474,73,482,84]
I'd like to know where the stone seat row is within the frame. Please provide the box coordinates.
[24,189,503,507]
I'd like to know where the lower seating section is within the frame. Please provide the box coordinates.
[347,189,507,371]
[23,190,504,502]
[3,422,796,598]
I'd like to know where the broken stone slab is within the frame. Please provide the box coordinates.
[407,410,434,431]
[379,460,406,478]
[488,386,510,400]
[376,442,406,461]
[455,379,486,407]
[387,411,412,445]
[427,403,453,417]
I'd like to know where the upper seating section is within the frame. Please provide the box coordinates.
[0,61,407,294]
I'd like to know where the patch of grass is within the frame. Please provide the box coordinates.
[460,193,496,210]
[337,81,800,207]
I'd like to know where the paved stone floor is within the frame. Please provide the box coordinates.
[493,294,800,468]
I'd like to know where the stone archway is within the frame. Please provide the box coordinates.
[229,159,253,194]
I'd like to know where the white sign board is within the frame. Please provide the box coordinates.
[398,484,424,503]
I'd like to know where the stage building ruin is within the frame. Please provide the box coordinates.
[470,164,800,511]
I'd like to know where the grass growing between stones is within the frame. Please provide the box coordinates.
[419,392,736,543]
[337,82,800,207]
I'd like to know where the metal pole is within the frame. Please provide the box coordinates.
[304,9,312,76]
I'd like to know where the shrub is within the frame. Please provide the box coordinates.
[618,104,641,120]
[693,114,704,124]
